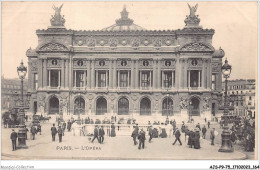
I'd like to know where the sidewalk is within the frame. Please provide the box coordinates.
[1,123,247,160]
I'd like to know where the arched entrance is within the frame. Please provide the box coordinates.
[96,97,107,115]
[140,97,151,115]
[162,97,173,116]
[49,96,59,114]
[190,97,200,116]
[74,97,85,115]
[118,97,129,115]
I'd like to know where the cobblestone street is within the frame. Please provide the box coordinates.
[1,121,253,160]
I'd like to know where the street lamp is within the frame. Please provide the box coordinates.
[166,89,169,117]
[17,60,28,149]
[219,58,233,152]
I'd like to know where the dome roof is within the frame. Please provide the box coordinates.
[212,47,225,58]
[102,7,146,31]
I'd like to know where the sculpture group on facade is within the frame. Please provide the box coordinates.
[50,4,66,27]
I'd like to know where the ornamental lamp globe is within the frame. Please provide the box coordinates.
[17,60,27,79]
[221,59,232,77]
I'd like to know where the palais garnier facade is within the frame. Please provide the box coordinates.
[26,4,224,121]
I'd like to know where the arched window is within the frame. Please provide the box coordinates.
[74,97,85,115]
[140,97,151,115]
[118,97,129,115]
[190,97,200,116]
[96,97,107,115]
[162,97,173,116]
[49,96,59,115]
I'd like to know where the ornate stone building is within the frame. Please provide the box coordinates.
[26,4,224,122]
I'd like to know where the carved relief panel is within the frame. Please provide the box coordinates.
[139,59,153,69]
[95,59,109,68]
[47,59,61,68]
[116,59,131,69]
[161,59,176,69]
[73,59,87,68]
[212,62,222,73]
[188,58,203,69]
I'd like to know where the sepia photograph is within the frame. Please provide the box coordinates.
[0,1,258,168]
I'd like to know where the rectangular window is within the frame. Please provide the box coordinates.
[119,71,130,87]
[212,74,216,90]
[188,70,201,88]
[140,71,152,89]
[74,71,85,87]
[97,71,108,87]
[33,73,38,90]
[48,70,60,87]
[162,71,175,88]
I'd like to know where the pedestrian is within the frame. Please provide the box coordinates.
[230,130,236,146]
[196,123,201,131]
[110,123,116,137]
[184,126,189,142]
[37,124,41,135]
[67,120,72,132]
[58,126,63,143]
[25,125,29,140]
[207,121,210,129]
[51,123,57,142]
[10,129,17,151]
[99,126,105,144]
[172,128,182,146]
[210,128,215,145]
[148,125,153,143]
[204,117,207,123]
[92,125,99,143]
[138,129,146,150]
[188,130,194,148]
[181,122,185,133]
[31,125,37,140]
[131,125,139,145]
[194,129,200,149]
[202,125,207,139]
[107,125,111,137]
[62,122,66,136]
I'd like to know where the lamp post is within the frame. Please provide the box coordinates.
[219,58,233,152]
[188,101,192,123]
[166,89,169,117]
[17,60,28,149]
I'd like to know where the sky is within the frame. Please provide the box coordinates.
[1,1,258,80]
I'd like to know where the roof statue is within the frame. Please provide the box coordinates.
[102,6,145,31]
[184,3,201,28]
[50,4,66,27]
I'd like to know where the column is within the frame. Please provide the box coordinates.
[61,60,65,88]
[38,59,43,88]
[91,60,95,88]
[87,60,90,88]
[139,71,142,89]
[43,59,47,88]
[202,61,205,89]
[74,71,76,87]
[131,60,134,88]
[198,70,201,87]
[117,71,120,88]
[161,71,164,88]
[172,71,174,88]
[153,60,156,89]
[149,71,152,89]
[158,60,161,89]
[128,70,130,87]
[184,60,188,88]
[135,60,139,88]
[83,70,86,88]
[188,70,190,88]
[95,70,98,88]
[176,57,180,89]
[65,59,69,88]
[207,61,211,89]
[58,70,61,87]
[113,60,117,88]
[48,70,50,87]
[109,60,112,89]
[106,70,108,88]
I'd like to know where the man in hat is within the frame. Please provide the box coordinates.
[57,126,63,143]
[202,125,207,139]
[99,126,105,144]
[92,125,99,143]
[196,123,201,131]
[31,125,37,140]
[131,125,139,145]
[67,119,72,132]
[51,123,57,142]
[138,128,146,149]
[172,127,182,145]
[210,128,215,145]
[148,125,153,142]
[10,129,17,151]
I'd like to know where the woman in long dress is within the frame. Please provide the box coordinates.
[110,123,116,137]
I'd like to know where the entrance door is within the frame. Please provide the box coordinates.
[96,97,107,115]
[49,96,59,114]
[140,97,151,115]
[190,97,200,116]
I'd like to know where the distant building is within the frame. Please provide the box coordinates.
[222,79,256,117]
[1,76,29,111]
[26,5,225,122]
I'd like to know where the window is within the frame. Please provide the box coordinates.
[97,71,108,87]
[48,70,60,87]
[188,70,202,87]
[212,74,216,90]
[118,71,130,87]
[33,73,38,90]
[140,71,152,89]
[162,71,175,88]
[74,70,86,87]
[249,96,252,100]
